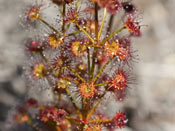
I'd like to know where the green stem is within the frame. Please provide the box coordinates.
[93,58,113,83]
[98,8,107,40]
[74,21,95,43]
[90,3,99,80]
[76,0,81,9]
[38,17,60,35]
[88,118,113,124]
[65,88,82,118]
[39,51,48,63]
[67,30,82,36]
[101,26,126,45]
[90,47,98,80]
[87,48,91,79]
[66,66,86,83]
[86,98,101,119]
[86,91,107,119]
[95,81,110,86]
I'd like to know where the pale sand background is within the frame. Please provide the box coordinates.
[0,0,175,130]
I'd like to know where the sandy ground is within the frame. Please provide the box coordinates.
[0,0,175,130]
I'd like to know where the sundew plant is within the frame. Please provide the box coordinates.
[13,0,142,130]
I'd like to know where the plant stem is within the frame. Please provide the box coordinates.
[86,98,101,119]
[65,88,83,118]
[86,90,107,120]
[95,81,110,86]
[66,116,82,123]
[67,66,86,83]
[88,118,113,124]
[62,2,66,34]
[84,99,90,118]
[67,30,82,36]
[76,0,81,9]
[58,89,62,101]
[94,3,98,42]
[93,58,113,83]
[38,17,60,35]
[98,8,107,40]
[39,51,48,63]
[74,21,95,43]
[101,26,126,45]
[87,48,91,79]
[90,3,99,80]
[80,5,99,129]
[90,47,97,80]
[106,14,114,34]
